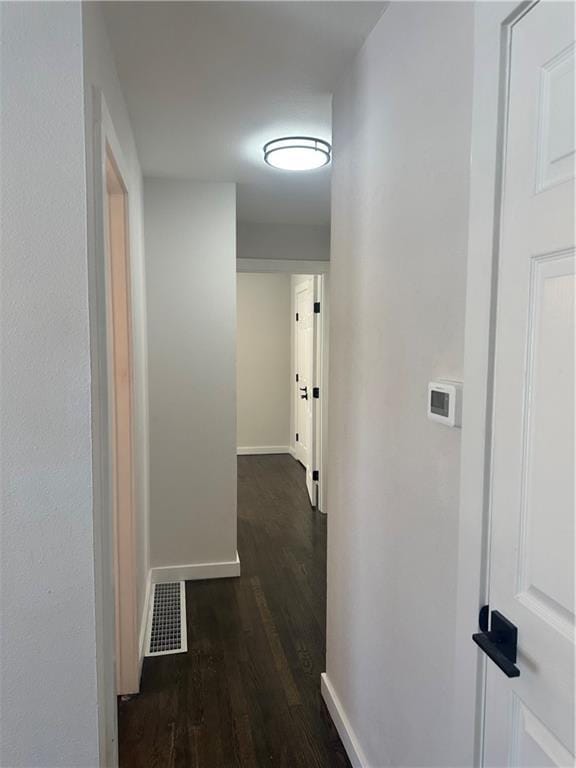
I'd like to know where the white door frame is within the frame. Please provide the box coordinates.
[236,259,329,513]
[293,277,315,470]
[452,3,539,765]
[314,272,329,514]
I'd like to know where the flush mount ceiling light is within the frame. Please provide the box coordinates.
[263,136,331,171]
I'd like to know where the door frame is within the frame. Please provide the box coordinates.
[314,273,328,514]
[293,277,314,468]
[105,144,140,696]
[292,275,322,507]
[452,3,539,765]
[88,89,141,766]
[291,273,327,512]
[237,258,329,513]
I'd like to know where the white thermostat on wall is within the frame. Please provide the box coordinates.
[427,380,463,428]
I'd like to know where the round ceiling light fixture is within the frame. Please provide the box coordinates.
[263,136,331,171]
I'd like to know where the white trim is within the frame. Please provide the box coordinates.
[320,674,374,768]
[88,88,117,768]
[237,445,291,455]
[314,274,328,514]
[288,445,297,460]
[151,552,241,583]
[138,570,152,673]
[237,258,329,274]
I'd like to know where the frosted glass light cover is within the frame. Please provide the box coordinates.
[264,137,331,171]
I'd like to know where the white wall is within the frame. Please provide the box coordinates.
[237,273,291,451]
[145,178,238,571]
[325,3,473,766]
[0,4,100,765]
[238,221,330,261]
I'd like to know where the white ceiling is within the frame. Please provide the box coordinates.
[102,2,386,225]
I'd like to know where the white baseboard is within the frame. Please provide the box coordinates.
[289,445,297,459]
[237,446,290,455]
[321,673,372,768]
[138,570,152,675]
[151,552,241,584]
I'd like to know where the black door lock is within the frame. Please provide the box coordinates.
[472,608,520,678]
[299,386,308,400]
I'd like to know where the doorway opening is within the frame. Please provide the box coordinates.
[236,267,329,511]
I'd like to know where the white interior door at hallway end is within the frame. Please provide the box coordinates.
[478,3,575,766]
[295,278,315,505]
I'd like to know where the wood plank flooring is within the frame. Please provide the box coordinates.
[118,455,351,768]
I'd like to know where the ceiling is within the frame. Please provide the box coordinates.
[102,2,386,225]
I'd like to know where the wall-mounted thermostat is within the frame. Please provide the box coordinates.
[428,380,463,427]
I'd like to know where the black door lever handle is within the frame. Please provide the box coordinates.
[472,609,520,678]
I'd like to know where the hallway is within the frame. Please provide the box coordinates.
[118,455,350,767]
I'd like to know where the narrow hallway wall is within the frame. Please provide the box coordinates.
[237,273,291,453]
[237,222,330,262]
[325,2,474,765]
[145,179,238,576]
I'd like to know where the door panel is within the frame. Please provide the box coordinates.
[513,696,573,768]
[483,2,575,764]
[518,254,574,628]
[295,278,315,504]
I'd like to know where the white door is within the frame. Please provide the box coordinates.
[295,278,315,504]
[481,2,575,765]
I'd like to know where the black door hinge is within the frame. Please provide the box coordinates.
[296,312,299,321]
[312,470,319,481]
[313,387,320,399]
[314,302,321,314]
[296,433,299,442]
[296,373,299,382]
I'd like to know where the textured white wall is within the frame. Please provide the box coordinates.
[0,3,100,765]
[326,3,473,766]
[145,179,237,568]
[237,273,291,449]
[237,222,330,261]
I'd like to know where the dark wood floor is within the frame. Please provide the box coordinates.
[119,454,351,768]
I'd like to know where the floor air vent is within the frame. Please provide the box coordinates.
[145,582,187,657]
